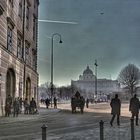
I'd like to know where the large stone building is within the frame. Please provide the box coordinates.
[0,0,39,116]
[71,66,120,98]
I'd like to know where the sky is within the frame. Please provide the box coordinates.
[38,0,140,86]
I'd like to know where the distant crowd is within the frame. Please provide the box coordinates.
[40,97,57,109]
[5,95,37,117]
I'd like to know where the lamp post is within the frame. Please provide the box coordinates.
[94,60,98,97]
[50,33,62,107]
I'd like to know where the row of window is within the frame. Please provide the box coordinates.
[9,0,37,38]
[18,0,37,37]
[6,0,38,71]
[7,26,37,71]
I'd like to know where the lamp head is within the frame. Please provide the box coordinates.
[59,40,62,43]
[0,73,2,81]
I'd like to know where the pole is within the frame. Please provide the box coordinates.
[99,120,104,140]
[131,118,135,140]
[50,33,62,107]
[41,124,48,140]
[51,36,53,107]
[94,60,98,96]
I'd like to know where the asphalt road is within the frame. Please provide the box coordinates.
[0,103,131,140]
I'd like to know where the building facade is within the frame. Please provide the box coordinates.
[71,66,120,98]
[0,0,39,116]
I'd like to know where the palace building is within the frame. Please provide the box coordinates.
[0,0,39,116]
[71,66,120,98]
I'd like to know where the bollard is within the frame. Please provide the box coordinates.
[99,120,104,140]
[41,124,48,140]
[130,118,135,140]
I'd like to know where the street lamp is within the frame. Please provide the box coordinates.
[50,33,62,107]
[94,60,98,97]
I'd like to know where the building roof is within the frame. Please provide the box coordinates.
[83,66,93,75]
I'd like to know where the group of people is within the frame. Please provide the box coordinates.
[5,95,37,117]
[44,97,57,109]
[110,94,140,126]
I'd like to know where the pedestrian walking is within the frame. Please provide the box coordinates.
[45,98,50,109]
[129,94,140,126]
[23,98,29,114]
[110,94,121,126]
[30,98,37,114]
[5,94,12,117]
[53,97,57,109]
[86,98,89,108]
[19,97,22,114]
[80,96,85,114]
[13,98,20,117]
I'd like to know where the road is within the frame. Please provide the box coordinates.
[0,103,137,140]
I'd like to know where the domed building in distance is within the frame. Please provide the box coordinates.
[71,66,120,98]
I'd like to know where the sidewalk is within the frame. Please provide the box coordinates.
[0,107,60,124]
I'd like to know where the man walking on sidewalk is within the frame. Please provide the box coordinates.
[129,94,140,126]
[110,94,121,126]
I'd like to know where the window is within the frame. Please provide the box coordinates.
[7,26,13,52]
[33,16,36,40]
[18,1,22,18]
[34,87,36,99]
[26,6,29,29]
[25,42,29,58]
[9,0,13,7]
[25,41,31,65]
[32,49,37,71]
[17,34,23,59]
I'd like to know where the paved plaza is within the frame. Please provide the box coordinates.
[0,102,140,140]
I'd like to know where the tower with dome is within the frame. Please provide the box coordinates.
[79,66,96,81]
[71,66,120,98]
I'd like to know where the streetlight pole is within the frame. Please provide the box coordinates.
[50,33,62,107]
[94,59,98,97]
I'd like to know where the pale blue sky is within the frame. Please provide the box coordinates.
[38,0,140,86]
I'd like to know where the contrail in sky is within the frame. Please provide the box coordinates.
[38,19,78,25]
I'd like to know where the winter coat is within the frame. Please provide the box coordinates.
[30,100,37,108]
[110,98,121,115]
[129,97,140,115]
[13,100,20,112]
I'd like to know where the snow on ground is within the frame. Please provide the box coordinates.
[56,102,131,117]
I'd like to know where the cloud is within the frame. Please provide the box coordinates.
[38,19,78,25]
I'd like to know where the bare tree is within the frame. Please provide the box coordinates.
[118,64,140,96]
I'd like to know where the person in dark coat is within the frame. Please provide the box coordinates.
[86,98,89,108]
[23,98,29,114]
[129,94,140,126]
[5,94,12,117]
[53,97,57,109]
[30,98,37,114]
[13,98,20,117]
[110,94,121,126]
[45,98,50,109]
